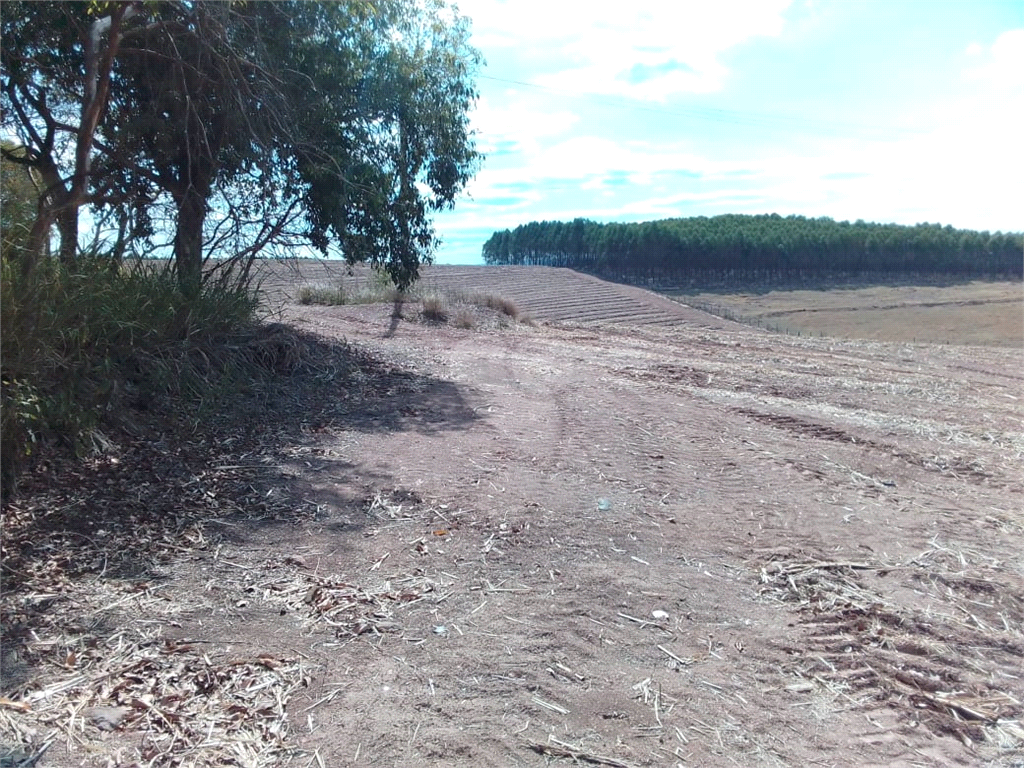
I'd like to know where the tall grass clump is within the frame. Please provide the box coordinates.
[479,294,519,318]
[298,280,408,306]
[1,255,261,495]
[298,284,347,305]
[442,289,519,319]
[420,296,448,322]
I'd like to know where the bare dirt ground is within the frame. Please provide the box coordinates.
[3,266,1023,767]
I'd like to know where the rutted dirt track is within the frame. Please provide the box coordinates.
[4,266,1023,767]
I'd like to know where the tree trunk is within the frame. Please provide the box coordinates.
[24,193,80,270]
[25,214,52,276]
[174,186,206,300]
[21,158,65,276]
[57,207,79,263]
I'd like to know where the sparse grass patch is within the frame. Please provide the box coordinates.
[291,274,530,329]
[474,293,519,318]
[298,284,347,305]
[432,289,521,319]
[420,296,448,322]
[298,281,409,306]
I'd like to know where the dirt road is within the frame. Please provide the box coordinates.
[3,277,1022,767]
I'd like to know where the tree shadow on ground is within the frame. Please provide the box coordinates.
[0,325,481,649]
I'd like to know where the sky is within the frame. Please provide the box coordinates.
[430,0,1024,265]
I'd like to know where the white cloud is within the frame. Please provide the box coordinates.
[962,28,1024,90]
[459,0,792,99]
[435,3,1022,264]
[470,94,579,155]
[461,108,1022,236]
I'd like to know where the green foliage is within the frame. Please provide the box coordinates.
[90,0,480,293]
[0,0,483,492]
[0,254,261,495]
[272,1,481,288]
[3,1,480,296]
[482,215,1024,281]
[0,143,39,266]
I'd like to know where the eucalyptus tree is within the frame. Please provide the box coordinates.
[481,215,1023,279]
[2,0,481,297]
[101,0,481,295]
[1,1,147,272]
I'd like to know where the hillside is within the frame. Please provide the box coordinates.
[262,260,1021,345]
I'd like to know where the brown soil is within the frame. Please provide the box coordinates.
[3,266,1023,767]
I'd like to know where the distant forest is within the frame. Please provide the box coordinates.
[481,215,1023,284]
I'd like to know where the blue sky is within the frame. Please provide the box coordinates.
[431,0,1024,264]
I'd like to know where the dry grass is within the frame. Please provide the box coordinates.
[297,282,405,307]
[670,280,1023,346]
[411,289,527,329]
[420,296,448,322]
[0,491,450,767]
[0,506,312,767]
[297,284,347,306]
[292,272,525,330]
[470,292,520,318]
[422,289,520,320]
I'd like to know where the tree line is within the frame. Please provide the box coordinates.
[482,215,1023,283]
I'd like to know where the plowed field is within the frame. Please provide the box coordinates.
[265,262,742,328]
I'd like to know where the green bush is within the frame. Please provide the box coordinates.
[1,143,37,269]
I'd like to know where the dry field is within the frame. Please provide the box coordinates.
[2,264,1023,767]
[671,281,1023,347]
